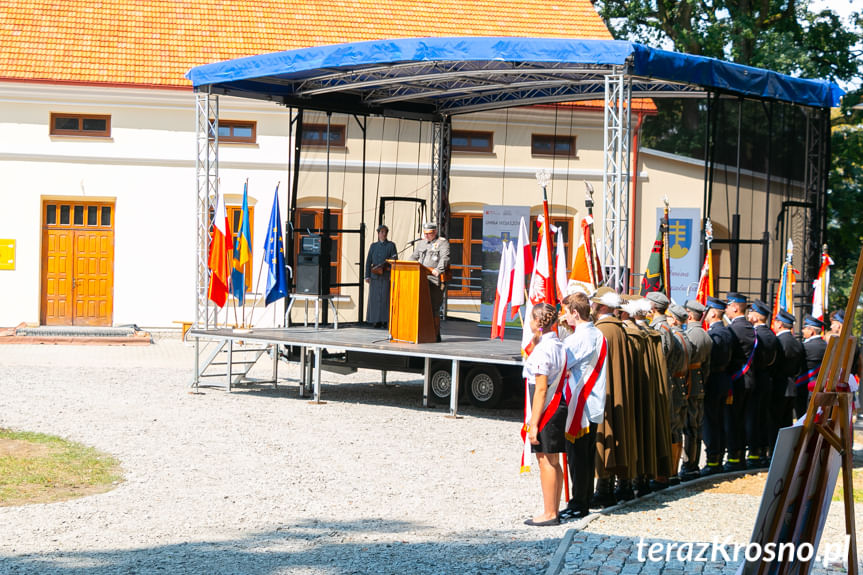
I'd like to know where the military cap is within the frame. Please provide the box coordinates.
[705,296,727,310]
[725,292,747,304]
[422,221,438,231]
[802,314,824,329]
[669,304,688,322]
[685,299,706,314]
[750,299,771,317]
[590,286,621,308]
[645,291,670,310]
[775,309,796,325]
[831,309,845,324]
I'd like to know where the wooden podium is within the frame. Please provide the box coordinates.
[388,260,437,344]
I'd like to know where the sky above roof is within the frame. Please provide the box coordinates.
[0,0,612,88]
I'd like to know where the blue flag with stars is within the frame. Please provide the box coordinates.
[264,187,288,305]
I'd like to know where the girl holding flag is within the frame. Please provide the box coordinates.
[522,303,568,526]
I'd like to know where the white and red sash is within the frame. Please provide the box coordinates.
[563,337,607,442]
[520,360,567,473]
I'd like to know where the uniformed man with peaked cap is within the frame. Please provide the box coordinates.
[408,221,450,340]
[746,299,777,468]
[701,296,733,475]
[646,290,684,487]
[798,314,827,418]
[769,308,804,453]
[679,299,712,480]
[722,292,755,471]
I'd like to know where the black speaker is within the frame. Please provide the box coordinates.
[296,255,320,294]
[296,235,322,294]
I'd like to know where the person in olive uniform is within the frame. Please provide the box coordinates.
[679,300,712,481]
[667,304,694,479]
[797,314,827,418]
[408,221,450,340]
[769,309,804,452]
[746,299,777,468]
[365,224,398,327]
[646,291,684,488]
[723,292,755,472]
[701,296,733,475]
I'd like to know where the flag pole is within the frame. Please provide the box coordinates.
[583,181,599,288]
[536,169,554,303]
[662,196,671,299]
[249,183,282,328]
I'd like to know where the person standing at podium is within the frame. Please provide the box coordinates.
[408,221,450,340]
[365,224,398,328]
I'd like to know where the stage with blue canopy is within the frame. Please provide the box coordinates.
[187,37,843,118]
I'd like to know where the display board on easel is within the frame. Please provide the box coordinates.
[740,248,862,575]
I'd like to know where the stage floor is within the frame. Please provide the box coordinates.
[189,320,522,366]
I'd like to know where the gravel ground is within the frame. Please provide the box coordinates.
[0,339,566,575]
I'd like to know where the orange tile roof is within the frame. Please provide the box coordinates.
[0,1,612,88]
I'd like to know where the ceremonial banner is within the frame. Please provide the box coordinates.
[655,207,701,304]
[480,205,530,324]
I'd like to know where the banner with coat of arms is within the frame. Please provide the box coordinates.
[655,207,701,304]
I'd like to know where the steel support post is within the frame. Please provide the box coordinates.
[601,72,632,292]
[431,116,452,316]
[194,90,219,329]
[803,108,828,284]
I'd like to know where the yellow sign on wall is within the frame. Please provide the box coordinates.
[0,239,15,270]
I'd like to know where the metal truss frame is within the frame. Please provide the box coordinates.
[803,107,828,283]
[194,90,219,330]
[601,71,632,293]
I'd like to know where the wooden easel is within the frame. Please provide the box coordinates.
[748,247,862,575]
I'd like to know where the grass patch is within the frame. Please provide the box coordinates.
[832,468,863,503]
[0,428,122,506]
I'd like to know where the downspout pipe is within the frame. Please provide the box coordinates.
[629,110,645,292]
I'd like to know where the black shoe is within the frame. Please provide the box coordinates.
[435,334,442,342]
[746,457,762,469]
[679,469,700,482]
[667,476,680,486]
[649,479,668,491]
[723,459,746,472]
[614,482,635,502]
[700,464,722,477]
[634,477,652,497]
[559,507,590,521]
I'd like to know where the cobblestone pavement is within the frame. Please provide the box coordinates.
[554,464,863,575]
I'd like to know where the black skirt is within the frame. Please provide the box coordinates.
[531,398,568,454]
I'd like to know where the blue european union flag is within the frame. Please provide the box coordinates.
[264,187,288,305]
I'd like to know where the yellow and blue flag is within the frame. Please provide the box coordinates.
[264,187,288,305]
[231,182,252,305]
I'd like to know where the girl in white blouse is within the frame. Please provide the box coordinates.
[522,303,568,526]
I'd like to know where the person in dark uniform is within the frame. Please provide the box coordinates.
[679,300,712,481]
[723,292,755,472]
[701,296,733,475]
[828,309,863,421]
[797,314,827,418]
[746,299,777,468]
[364,224,398,327]
[769,309,804,453]
[408,221,450,341]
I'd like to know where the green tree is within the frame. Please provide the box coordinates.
[826,89,863,313]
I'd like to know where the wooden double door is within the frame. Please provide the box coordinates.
[41,201,115,326]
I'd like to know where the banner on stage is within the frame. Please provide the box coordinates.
[480,205,530,324]
[656,207,701,304]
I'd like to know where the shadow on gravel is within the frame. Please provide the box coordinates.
[0,522,559,575]
[194,377,526,424]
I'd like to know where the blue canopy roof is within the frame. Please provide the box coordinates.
[187,37,843,118]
